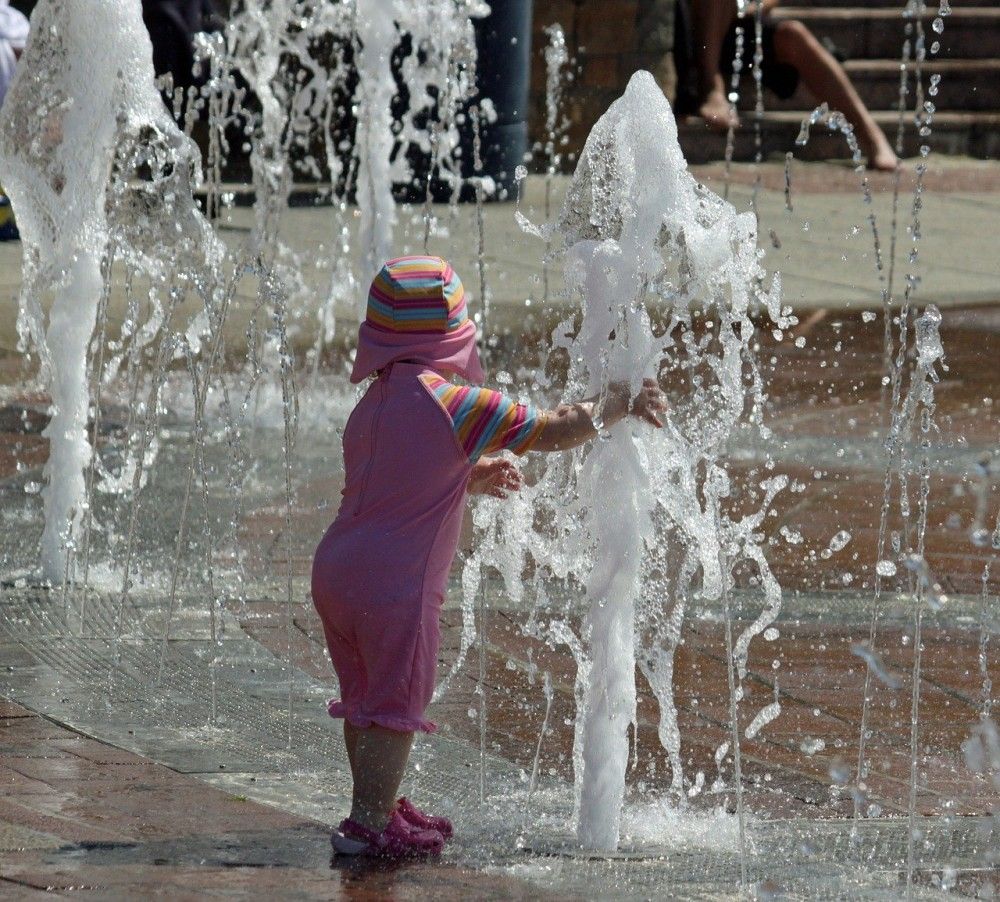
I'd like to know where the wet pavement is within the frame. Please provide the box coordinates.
[0,701,561,899]
[0,163,998,898]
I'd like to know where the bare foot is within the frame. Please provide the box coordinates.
[861,133,899,172]
[698,80,740,132]
[867,145,899,172]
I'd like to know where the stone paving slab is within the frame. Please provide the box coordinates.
[0,165,997,896]
[3,577,995,898]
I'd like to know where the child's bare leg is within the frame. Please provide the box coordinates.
[343,720,360,774]
[348,724,414,830]
[693,0,739,130]
[773,19,898,171]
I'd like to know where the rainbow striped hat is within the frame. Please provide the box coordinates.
[366,256,468,335]
[351,256,484,384]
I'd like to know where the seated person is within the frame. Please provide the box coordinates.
[687,0,898,171]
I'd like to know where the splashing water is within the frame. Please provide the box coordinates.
[515,71,783,854]
[3,0,488,585]
[0,1,994,893]
[0,0,226,583]
[541,23,570,304]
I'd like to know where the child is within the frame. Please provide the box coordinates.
[312,256,665,857]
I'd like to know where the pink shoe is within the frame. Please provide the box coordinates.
[396,797,454,840]
[331,810,444,858]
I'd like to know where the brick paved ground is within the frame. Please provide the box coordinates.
[0,700,559,899]
[241,597,998,824]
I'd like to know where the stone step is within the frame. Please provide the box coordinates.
[735,59,1000,113]
[677,110,1000,163]
[772,7,1000,60]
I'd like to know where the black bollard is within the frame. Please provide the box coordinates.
[470,0,534,201]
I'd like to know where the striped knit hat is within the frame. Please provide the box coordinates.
[366,256,468,334]
[351,256,484,384]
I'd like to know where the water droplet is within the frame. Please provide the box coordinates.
[829,761,850,784]
[971,528,990,547]
[876,560,897,578]
[828,529,852,553]
[931,16,944,33]
[800,737,826,756]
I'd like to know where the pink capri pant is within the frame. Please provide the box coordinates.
[312,539,443,734]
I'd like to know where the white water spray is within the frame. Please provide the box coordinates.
[0,0,223,583]
[355,0,400,279]
[515,72,783,852]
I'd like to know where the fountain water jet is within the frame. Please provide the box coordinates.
[513,71,784,854]
[0,0,225,584]
[0,2,993,893]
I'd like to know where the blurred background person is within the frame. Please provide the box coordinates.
[0,0,27,107]
[685,0,898,171]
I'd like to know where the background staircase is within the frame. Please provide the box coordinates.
[678,0,1000,164]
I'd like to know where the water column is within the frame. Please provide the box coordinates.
[537,71,780,853]
[574,266,656,850]
[234,0,293,258]
[0,0,165,582]
[355,0,400,281]
[559,73,679,851]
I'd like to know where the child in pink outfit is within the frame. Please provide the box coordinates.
[313,256,665,856]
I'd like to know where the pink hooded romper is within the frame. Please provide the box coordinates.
[311,257,544,733]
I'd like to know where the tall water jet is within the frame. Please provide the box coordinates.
[0,0,224,583]
[515,71,784,852]
[355,0,400,278]
[197,0,483,312]
[572,279,654,851]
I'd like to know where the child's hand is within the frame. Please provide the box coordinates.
[630,377,667,428]
[469,456,522,499]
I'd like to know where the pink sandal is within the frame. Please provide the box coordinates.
[396,797,454,840]
[331,810,444,858]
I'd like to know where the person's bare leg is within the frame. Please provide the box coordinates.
[692,0,740,129]
[773,19,898,171]
[344,720,360,775]
[348,725,414,831]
